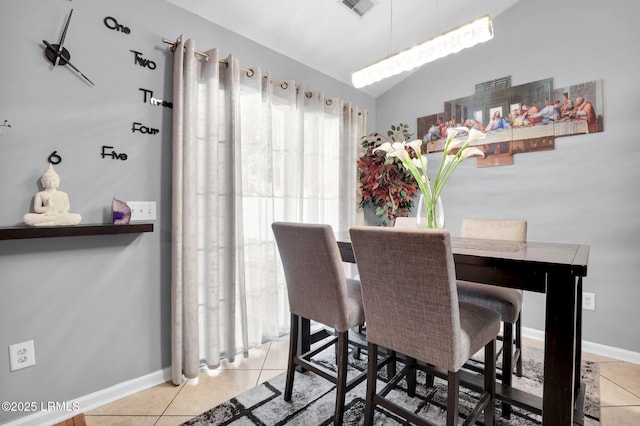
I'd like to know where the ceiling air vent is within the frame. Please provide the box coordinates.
[341,0,375,17]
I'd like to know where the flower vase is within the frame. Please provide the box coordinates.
[416,193,445,229]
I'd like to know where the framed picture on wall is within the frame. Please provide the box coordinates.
[417,78,604,167]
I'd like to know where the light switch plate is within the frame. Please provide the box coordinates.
[126,201,156,221]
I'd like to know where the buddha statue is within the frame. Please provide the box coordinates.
[23,164,82,226]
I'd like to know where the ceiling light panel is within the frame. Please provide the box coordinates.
[352,14,493,88]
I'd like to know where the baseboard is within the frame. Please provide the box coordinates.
[2,367,172,426]
[521,327,546,343]
[4,330,640,425]
[522,327,640,365]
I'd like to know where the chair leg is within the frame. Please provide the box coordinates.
[334,331,349,426]
[515,313,523,377]
[501,322,513,418]
[484,339,497,425]
[446,370,460,426]
[354,323,365,360]
[387,349,397,380]
[354,341,361,360]
[425,372,435,388]
[406,357,417,398]
[353,323,366,359]
[284,313,298,402]
[364,342,378,426]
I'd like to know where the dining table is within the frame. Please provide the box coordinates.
[323,231,590,425]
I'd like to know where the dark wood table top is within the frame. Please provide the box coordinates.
[336,231,589,292]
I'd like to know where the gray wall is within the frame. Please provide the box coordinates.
[2,0,638,422]
[376,0,640,352]
[0,0,374,423]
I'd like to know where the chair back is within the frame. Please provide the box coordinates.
[461,218,527,242]
[393,216,417,228]
[272,222,356,332]
[349,226,467,371]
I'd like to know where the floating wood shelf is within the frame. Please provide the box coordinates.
[0,223,154,240]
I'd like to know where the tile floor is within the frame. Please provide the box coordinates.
[82,337,640,426]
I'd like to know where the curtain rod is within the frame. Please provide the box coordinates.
[163,36,285,83]
[162,37,252,74]
[163,38,211,60]
[161,36,365,114]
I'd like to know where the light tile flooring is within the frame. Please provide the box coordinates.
[83,337,640,425]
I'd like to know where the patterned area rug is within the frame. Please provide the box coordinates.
[183,343,600,425]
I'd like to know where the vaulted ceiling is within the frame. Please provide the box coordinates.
[166,0,521,97]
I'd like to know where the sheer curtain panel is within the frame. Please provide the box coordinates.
[170,37,366,385]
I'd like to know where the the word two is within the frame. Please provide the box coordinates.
[130,50,156,70]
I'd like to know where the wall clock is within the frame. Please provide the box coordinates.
[42,8,95,86]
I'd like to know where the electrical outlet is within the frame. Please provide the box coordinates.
[9,340,36,371]
[126,201,157,221]
[582,292,596,311]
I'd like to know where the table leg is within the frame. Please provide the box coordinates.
[543,271,577,425]
[575,277,583,397]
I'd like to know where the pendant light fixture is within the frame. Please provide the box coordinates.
[352,3,494,89]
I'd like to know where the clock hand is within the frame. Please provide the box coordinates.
[61,58,95,86]
[53,9,73,66]
[42,40,95,86]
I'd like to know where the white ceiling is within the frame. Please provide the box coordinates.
[165,0,521,97]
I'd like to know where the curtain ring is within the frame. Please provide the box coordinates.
[305,91,313,99]
[326,99,333,106]
[281,82,288,89]
[246,69,255,78]
[170,37,181,53]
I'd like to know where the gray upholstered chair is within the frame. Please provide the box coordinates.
[350,226,500,426]
[393,216,417,228]
[457,218,527,418]
[271,222,366,426]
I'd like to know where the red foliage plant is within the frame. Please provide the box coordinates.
[357,123,419,226]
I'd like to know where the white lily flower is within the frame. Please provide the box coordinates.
[466,128,486,145]
[387,145,411,161]
[412,155,428,170]
[446,126,468,141]
[447,138,467,150]
[443,154,456,168]
[373,142,393,154]
[460,147,485,159]
[406,139,422,153]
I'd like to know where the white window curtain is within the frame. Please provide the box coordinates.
[170,37,367,384]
